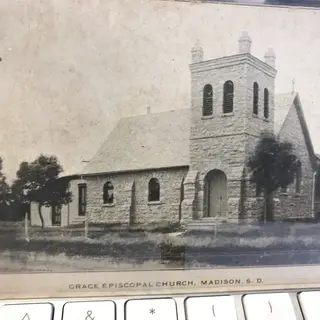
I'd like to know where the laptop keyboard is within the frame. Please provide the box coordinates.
[0,290,318,320]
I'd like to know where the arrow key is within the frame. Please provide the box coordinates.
[0,303,53,320]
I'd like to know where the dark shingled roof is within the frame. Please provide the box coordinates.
[274,92,296,135]
[82,109,190,174]
[82,92,310,175]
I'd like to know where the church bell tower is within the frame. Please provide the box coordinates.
[188,32,277,222]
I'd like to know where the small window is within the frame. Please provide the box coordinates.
[78,184,87,216]
[223,80,234,113]
[203,84,213,116]
[103,181,114,204]
[295,162,302,193]
[148,178,160,202]
[264,88,269,118]
[253,82,259,115]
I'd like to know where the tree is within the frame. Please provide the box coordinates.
[0,157,10,205]
[0,158,11,221]
[247,133,299,222]
[12,154,72,228]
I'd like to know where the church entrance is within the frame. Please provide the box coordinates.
[204,170,228,218]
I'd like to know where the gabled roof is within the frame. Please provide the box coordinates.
[82,109,190,175]
[274,92,296,135]
[276,92,317,171]
[295,93,318,170]
[82,92,317,175]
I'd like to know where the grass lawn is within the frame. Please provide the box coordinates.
[1,221,320,271]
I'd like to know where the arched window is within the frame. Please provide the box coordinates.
[223,81,234,113]
[264,88,269,119]
[78,183,87,216]
[295,162,302,193]
[103,181,114,204]
[203,84,213,116]
[179,177,185,222]
[180,178,185,203]
[253,82,259,115]
[148,178,160,202]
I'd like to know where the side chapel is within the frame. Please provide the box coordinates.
[30,32,318,228]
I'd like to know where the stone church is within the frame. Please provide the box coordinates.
[30,32,319,228]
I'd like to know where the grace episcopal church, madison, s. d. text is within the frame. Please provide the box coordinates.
[30,32,320,228]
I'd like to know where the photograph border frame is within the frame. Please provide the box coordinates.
[0,266,320,299]
[1,0,320,301]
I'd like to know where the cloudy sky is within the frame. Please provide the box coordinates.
[0,0,320,181]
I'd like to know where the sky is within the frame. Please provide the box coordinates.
[1,0,320,181]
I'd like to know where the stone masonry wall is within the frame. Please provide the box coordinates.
[241,135,265,221]
[189,55,276,222]
[245,64,275,137]
[275,102,314,220]
[242,102,315,221]
[190,64,247,139]
[189,134,246,221]
[240,177,266,221]
[240,63,276,221]
[85,168,188,225]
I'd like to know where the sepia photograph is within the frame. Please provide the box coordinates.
[1,0,320,272]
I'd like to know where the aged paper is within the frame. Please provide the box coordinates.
[0,0,319,274]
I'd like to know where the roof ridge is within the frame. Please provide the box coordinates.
[274,91,297,135]
[82,107,190,174]
[118,107,190,121]
[275,91,296,96]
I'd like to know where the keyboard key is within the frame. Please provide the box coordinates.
[62,300,115,320]
[243,293,297,319]
[125,298,177,320]
[185,296,238,320]
[299,291,320,320]
[0,303,53,320]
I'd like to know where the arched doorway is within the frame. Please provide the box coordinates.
[204,170,228,218]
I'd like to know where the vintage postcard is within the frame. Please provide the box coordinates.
[0,0,320,274]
